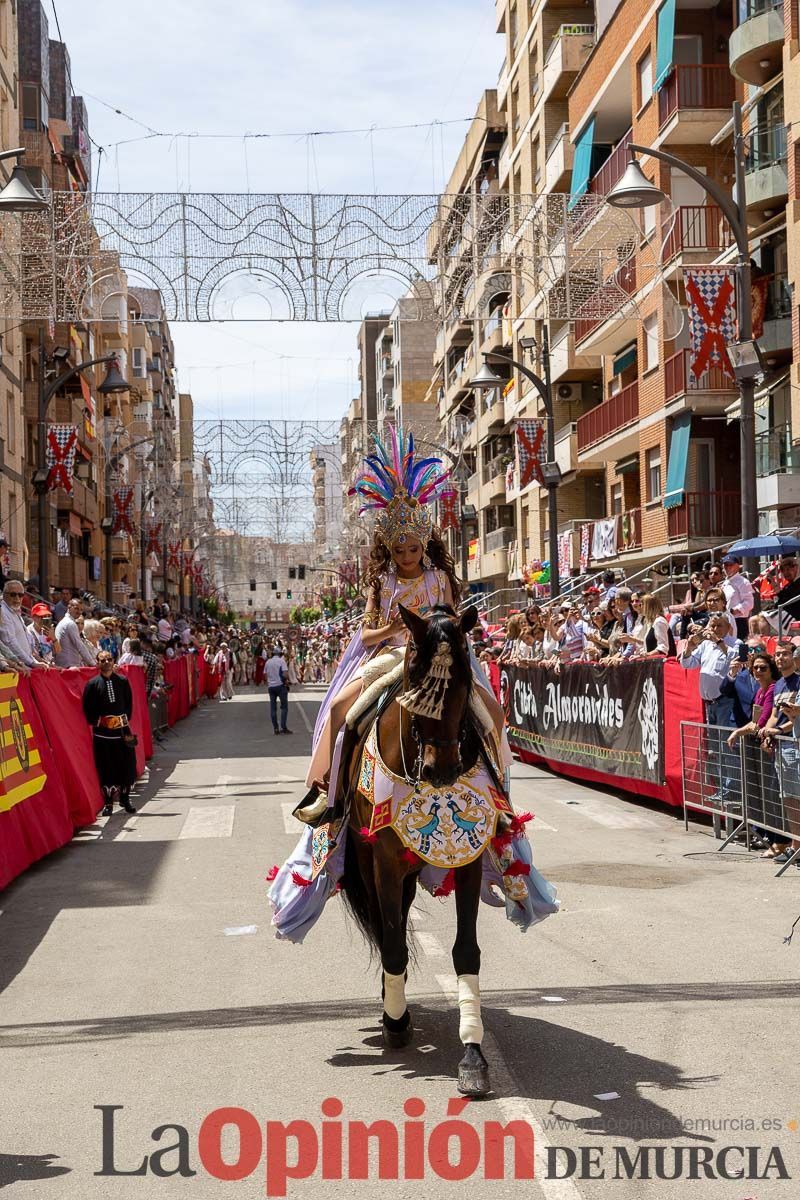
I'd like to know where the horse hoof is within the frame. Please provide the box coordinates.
[457,1044,491,1097]
[382,1010,413,1049]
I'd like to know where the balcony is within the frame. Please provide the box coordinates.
[498,137,512,188]
[542,25,595,102]
[759,274,791,356]
[730,0,784,85]
[544,124,573,193]
[588,128,633,199]
[554,422,578,476]
[744,123,788,212]
[484,526,515,554]
[481,311,506,354]
[618,507,642,552]
[576,380,639,460]
[657,66,736,145]
[663,205,733,267]
[663,348,737,415]
[548,327,601,382]
[667,491,741,542]
[573,260,638,356]
[478,385,505,433]
[755,425,800,510]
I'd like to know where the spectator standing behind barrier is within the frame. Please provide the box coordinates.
[26,603,57,663]
[82,650,137,817]
[139,634,160,697]
[266,646,292,735]
[721,554,755,641]
[0,581,47,669]
[82,619,104,663]
[765,555,800,632]
[680,613,741,726]
[55,599,97,667]
[633,593,675,657]
[52,587,71,624]
[118,638,144,667]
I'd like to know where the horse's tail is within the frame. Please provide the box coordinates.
[340,828,381,961]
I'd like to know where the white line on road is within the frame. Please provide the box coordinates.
[417,931,447,957]
[433,972,583,1200]
[281,802,300,835]
[178,805,236,839]
[296,701,314,734]
[550,795,657,829]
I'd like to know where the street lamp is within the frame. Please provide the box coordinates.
[470,329,562,599]
[606,101,760,552]
[0,148,48,212]
[33,328,129,603]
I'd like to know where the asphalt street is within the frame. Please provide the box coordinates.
[2,682,800,1199]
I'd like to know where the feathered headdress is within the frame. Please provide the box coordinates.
[349,425,455,548]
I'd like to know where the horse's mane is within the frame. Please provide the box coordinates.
[407,605,472,692]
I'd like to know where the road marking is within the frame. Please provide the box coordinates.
[296,701,314,734]
[417,931,446,957]
[432,972,583,1200]
[281,802,300,835]
[530,817,558,832]
[178,805,235,839]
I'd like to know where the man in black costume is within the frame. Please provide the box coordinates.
[82,650,137,816]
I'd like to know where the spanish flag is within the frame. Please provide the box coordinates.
[0,674,47,813]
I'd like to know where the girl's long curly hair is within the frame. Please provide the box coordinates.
[363,528,462,610]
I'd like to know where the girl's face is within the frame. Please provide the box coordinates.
[391,538,423,576]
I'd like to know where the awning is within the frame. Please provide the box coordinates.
[654,0,676,91]
[568,117,596,211]
[612,345,637,376]
[615,453,640,475]
[663,411,692,510]
[725,371,788,421]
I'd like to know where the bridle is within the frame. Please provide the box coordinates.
[397,625,471,785]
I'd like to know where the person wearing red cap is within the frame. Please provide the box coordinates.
[27,603,57,664]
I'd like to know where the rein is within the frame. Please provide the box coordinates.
[397,626,471,784]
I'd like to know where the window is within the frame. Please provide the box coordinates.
[611,483,623,514]
[646,447,662,501]
[637,50,653,109]
[6,391,14,455]
[132,347,146,378]
[643,312,659,372]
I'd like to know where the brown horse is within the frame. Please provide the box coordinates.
[339,601,493,1096]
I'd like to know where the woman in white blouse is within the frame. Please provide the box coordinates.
[632,593,674,656]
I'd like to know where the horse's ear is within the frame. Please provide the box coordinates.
[398,603,427,644]
[460,605,479,635]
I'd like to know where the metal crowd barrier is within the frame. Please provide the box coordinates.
[681,721,800,877]
[149,689,169,738]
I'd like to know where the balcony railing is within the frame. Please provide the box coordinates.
[544,23,596,63]
[744,122,788,172]
[574,259,637,343]
[658,65,735,127]
[663,348,737,400]
[667,491,741,540]
[576,380,638,450]
[755,424,800,477]
[764,273,791,321]
[737,0,782,19]
[484,526,515,553]
[482,454,508,484]
[663,205,733,261]
[588,127,633,197]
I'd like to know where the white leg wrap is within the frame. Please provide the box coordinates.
[383,971,407,1020]
[457,974,484,1044]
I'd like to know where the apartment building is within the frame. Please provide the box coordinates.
[0,2,26,580]
[374,295,437,440]
[310,441,342,557]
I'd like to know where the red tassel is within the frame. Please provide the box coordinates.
[291,870,314,888]
[265,865,279,882]
[503,861,531,878]
[359,825,379,844]
[433,869,456,898]
[401,848,419,864]
[491,832,514,851]
[510,811,534,835]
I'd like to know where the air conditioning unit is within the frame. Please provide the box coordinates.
[555,382,583,404]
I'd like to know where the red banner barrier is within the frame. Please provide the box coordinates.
[164,658,191,724]
[0,673,73,891]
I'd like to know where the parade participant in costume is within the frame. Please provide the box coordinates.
[304,427,508,807]
[82,650,137,816]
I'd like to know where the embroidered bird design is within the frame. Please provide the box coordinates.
[407,800,441,855]
[447,798,483,850]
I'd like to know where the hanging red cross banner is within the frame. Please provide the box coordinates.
[112,486,135,534]
[145,521,162,556]
[167,540,182,571]
[683,266,737,380]
[46,424,78,493]
[516,419,546,489]
[439,491,460,531]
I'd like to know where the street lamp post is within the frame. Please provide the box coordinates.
[470,331,562,599]
[606,102,761,553]
[33,329,129,603]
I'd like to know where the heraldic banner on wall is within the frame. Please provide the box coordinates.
[500,659,665,785]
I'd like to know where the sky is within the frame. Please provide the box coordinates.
[60,0,503,425]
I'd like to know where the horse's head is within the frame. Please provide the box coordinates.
[398,602,479,787]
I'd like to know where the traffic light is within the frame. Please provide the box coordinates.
[276,592,281,599]
[287,589,292,599]
[271,580,277,590]
[249,579,256,592]
[289,567,296,579]
[298,565,306,580]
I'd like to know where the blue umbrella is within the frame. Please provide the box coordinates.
[725,535,800,557]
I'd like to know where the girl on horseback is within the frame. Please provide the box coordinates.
[305,427,507,802]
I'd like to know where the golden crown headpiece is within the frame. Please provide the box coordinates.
[349,425,455,549]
